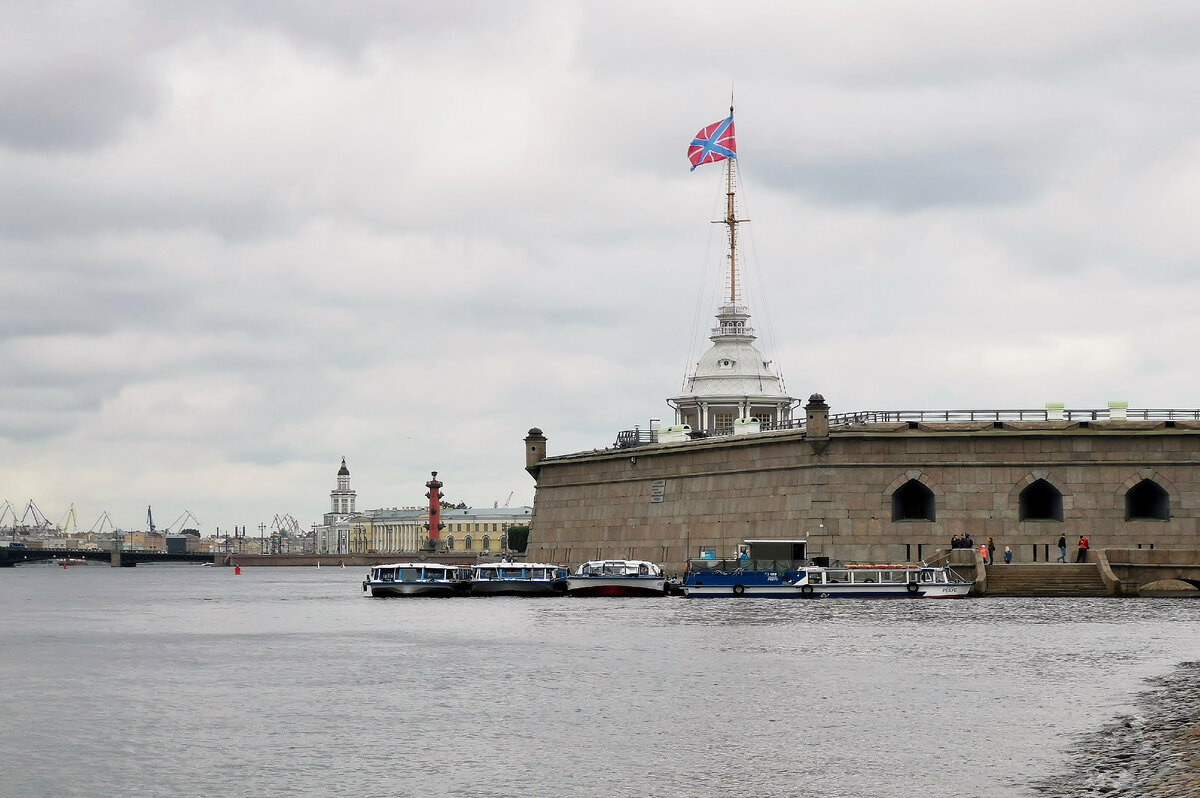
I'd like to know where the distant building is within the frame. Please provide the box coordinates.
[310,458,528,555]
[314,458,357,554]
[441,507,533,555]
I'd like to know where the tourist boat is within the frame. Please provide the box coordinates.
[469,561,567,596]
[682,539,972,599]
[795,563,973,599]
[362,562,469,597]
[682,539,811,597]
[565,559,666,597]
[52,557,91,567]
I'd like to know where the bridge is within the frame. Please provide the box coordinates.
[0,547,215,567]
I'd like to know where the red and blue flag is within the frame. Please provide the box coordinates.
[687,116,736,171]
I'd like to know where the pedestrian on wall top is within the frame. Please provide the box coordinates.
[1057,535,1067,562]
[1003,546,1013,564]
[1076,535,1090,563]
[979,543,988,563]
[986,536,996,565]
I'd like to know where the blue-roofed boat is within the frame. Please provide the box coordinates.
[469,561,567,596]
[681,539,972,598]
[362,562,469,597]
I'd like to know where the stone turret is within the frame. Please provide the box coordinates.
[525,428,547,476]
[805,393,829,440]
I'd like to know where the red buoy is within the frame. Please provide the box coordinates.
[234,565,242,575]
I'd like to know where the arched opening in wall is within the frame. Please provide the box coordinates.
[891,479,935,521]
[1126,480,1170,520]
[1019,479,1063,521]
[446,535,455,551]
[464,535,473,551]
[483,535,491,552]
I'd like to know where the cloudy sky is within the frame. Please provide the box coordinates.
[3,1,1199,534]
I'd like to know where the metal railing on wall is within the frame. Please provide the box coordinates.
[615,408,1200,449]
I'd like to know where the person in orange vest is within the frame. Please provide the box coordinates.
[1076,535,1090,563]
[979,543,988,563]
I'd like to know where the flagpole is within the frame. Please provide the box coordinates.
[725,102,737,305]
[726,156,736,304]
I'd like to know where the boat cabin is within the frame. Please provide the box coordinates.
[687,539,809,575]
[804,566,953,585]
[575,560,661,577]
[472,563,562,580]
[369,563,467,583]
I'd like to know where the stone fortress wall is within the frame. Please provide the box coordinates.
[523,398,1200,572]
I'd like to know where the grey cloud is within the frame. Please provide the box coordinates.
[760,145,1047,211]
[0,63,158,153]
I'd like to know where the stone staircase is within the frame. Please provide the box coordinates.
[982,563,1110,597]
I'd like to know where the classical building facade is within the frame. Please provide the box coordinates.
[523,398,1200,571]
[440,507,533,555]
[311,458,531,555]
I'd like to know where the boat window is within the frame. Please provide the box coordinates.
[399,568,421,581]
[826,569,849,582]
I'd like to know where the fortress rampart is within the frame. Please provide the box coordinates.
[523,402,1200,572]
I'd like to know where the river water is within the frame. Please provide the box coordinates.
[2,565,1197,798]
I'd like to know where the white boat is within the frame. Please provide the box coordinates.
[565,560,666,597]
[362,562,469,597]
[469,562,566,596]
[793,563,972,599]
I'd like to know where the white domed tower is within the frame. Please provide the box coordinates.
[669,301,794,433]
[669,111,796,434]
[324,457,357,524]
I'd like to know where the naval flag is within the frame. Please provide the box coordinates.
[687,116,736,171]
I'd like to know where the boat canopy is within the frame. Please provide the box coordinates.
[575,560,662,577]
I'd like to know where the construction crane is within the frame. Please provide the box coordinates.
[146,506,156,533]
[88,512,117,535]
[58,503,79,534]
[164,510,202,534]
[0,500,18,530]
[21,500,52,532]
[269,514,303,554]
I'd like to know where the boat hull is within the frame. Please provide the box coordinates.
[566,577,666,597]
[798,582,972,599]
[683,566,973,599]
[685,582,804,598]
[469,580,566,597]
[367,582,466,598]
